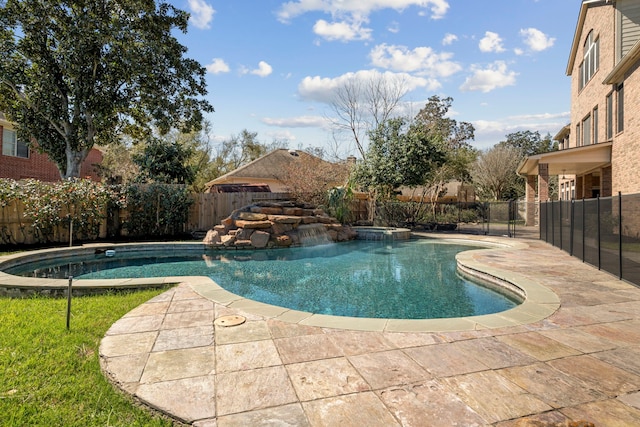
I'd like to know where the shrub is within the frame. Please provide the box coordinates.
[120,183,193,237]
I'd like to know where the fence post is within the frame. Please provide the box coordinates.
[551,200,555,247]
[486,203,490,236]
[582,199,585,262]
[570,200,574,256]
[546,202,549,242]
[619,192,623,280]
[540,201,544,241]
[597,196,601,270]
[511,200,515,238]
[559,200,563,250]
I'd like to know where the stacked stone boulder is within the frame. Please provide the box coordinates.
[203,201,357,249]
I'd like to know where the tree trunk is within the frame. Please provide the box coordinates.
[63,146,89,179]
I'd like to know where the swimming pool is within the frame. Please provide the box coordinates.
[5,239,520,319]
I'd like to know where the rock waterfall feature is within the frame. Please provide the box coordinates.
[203,201,357,249]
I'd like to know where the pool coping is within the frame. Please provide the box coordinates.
[0,234,560,332]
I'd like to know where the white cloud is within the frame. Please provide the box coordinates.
[187,0,215,30]
[249,61,273,77]
[387,21,400,34]
[205,58,230,74]
[298,69,437,104]
[266,130,298,142]
[369,43,462,78]
[460,61,517,93]
[479,31,505,53]
[520,28,555,52]
[471,111,570,149]
[262,115,330,128]
[277,0,449,24]
[442,33,458,45]
[313,19,372,42]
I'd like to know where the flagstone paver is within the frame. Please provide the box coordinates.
[560,399,640,426]
[348,349,431,390]
[214,404,309,427]
[153,325,214,351]
[215,366,298,416]
[442,370,552,423]
[136,376,216,423]
[94,234,640,425]
[378,381,489,427]
[286,357,370,401]
[302,392,400,427]
[548,354,640,396]
[499,362,606,408]
[215,340,282,373]
[494,331,581,361]
[403,342,490,377]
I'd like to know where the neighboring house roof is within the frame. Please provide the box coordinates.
[205,149,335,187]
[209,183,271,193]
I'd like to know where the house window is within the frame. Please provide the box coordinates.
[592,107,598,144]
[2,128,29,158]
[582,114,591,146]
[606,92,613,140]
[575,123,581,148]
[617,83,624,133]
[579,31,599,91]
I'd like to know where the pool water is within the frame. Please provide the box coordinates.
[7,240,520,319]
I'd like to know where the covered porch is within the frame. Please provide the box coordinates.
[517,142,612,225]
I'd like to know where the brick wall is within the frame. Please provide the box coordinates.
[0,124,103,181]
[570,4,614,150]
[611,61,640,195]
[570,3,640,196]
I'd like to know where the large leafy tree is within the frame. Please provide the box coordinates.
[0,0,213,178]
[354,117,446,200]
[498,130,556,156]
[411,96,478,204]
[133,135,196,185]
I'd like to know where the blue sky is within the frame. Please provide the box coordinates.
[171,0,580,157]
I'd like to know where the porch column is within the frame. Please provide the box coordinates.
[602,166,612,197]
[576,176,583,199]
[538,163,550,202]
[525,174,536,226]
[584,173,593,199]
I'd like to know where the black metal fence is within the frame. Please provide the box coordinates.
[540,193,640,287]
[375,200,539,239]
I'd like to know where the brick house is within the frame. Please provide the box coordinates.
[518,0,640,223]
[1,113,102,181]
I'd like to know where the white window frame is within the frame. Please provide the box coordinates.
[592,106,598,145]
[582,114,591,146]
[2,128,29,159]
[580,31,599,90]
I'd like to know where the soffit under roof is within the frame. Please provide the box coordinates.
[517,142,612,176]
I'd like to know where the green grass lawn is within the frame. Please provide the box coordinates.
[0,289,177,427]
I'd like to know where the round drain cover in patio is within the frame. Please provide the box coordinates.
[214,315,246,327]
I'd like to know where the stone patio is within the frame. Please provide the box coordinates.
[99,235,640,426]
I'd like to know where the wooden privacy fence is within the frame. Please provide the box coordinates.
[1,191,369,245]
[187,192,291,232]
